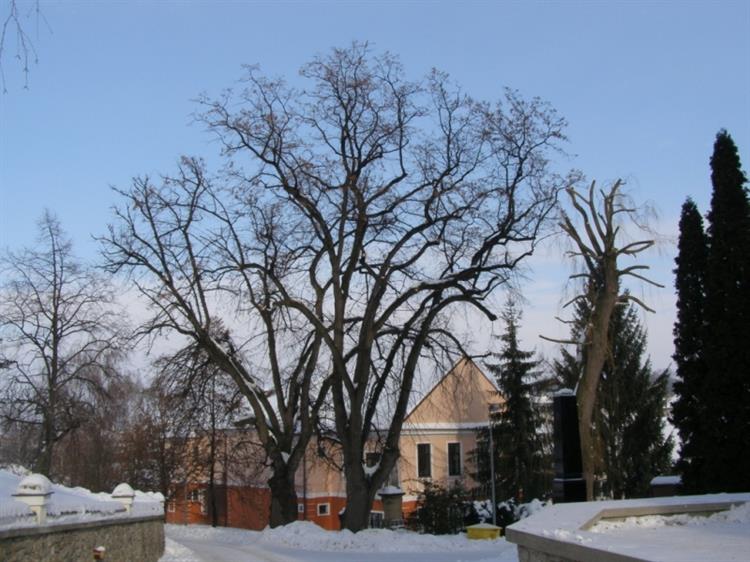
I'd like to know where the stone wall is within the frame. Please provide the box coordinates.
[517,545,575,562]
[0,515,164,562]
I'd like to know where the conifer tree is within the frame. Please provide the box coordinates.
[554,298,672,498]
[598,304,673,498]
[484,298,549,501]
[671,199,709,492]
[702,130,750,492]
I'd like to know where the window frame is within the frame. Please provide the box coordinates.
[317,502,330,516]
[416,442,432,478]
[365,451,381,468]
[447,441,462,477]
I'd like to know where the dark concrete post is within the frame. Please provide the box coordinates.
[552,389,586,502]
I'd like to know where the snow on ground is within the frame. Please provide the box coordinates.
[165,522,519,562]
[160,537,203,562]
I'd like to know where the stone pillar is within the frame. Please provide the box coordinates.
[112,483,136,514]
[12,474,53,524]
[378,486,405,528]
[552,389,586,503]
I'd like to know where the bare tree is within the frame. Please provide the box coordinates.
[199,44,570,531]
[101,44,569,530]
[552,180,662,500]
[100,159,329,526]
[155,343,247,526]
[0,0,48,92]
[0,211,124,476]
[51,372,137,490]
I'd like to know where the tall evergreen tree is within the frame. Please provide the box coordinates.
[671,199,709,493]
[554,297,673,498]
[484,298,549,501]
[702,130,750,492]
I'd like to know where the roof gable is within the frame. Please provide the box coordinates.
[404,357,501,426]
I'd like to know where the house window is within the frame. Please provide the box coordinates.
[365,451,381,467]
[417,443,432,478]
[186,489,206,513]
[448,442,462,477]
[317,503,330,516]
[167,502,176,513]
[298,503,305,514]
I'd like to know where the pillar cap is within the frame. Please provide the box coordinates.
[378,485,404,496]
[14,473,52,496]
[112,482,135,499]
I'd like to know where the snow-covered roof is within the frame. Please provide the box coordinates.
[650,475,682,486]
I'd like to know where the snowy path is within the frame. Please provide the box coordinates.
[163,523,519,562]
[170,536,296,562]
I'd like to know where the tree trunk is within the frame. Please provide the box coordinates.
[577,398,597,500]
[267,465,298,528]
[577,281,618,500]
[35,414,55,477]
[341,466,378,532]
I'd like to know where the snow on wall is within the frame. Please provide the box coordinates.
[0,469,162,530]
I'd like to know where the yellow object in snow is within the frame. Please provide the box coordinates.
[466,523,502,540]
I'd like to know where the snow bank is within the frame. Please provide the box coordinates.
[167,520,514,554]
[472,497,549,524]
[265,520,515,553]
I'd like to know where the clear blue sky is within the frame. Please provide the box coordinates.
[1,0,748,369]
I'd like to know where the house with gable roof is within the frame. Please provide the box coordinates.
[396,357,502,510]
[165,357,501,530]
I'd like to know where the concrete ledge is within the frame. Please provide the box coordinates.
[505,493,750,562]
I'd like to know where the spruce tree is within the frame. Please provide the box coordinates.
[554,298,672,498]
[484,298,549,501]
[702,130,750,492]
[598,303,673,498]
[671,199,709,493]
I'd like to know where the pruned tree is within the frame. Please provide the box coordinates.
[199,43,570,531]
[551,180,662,500]
[554,297,673,499]
[0,211,124,476]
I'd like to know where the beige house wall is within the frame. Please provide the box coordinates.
[395,358,501,498]
[405,357,501,426]
[297,444,346,498]
[398,430,481,495]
